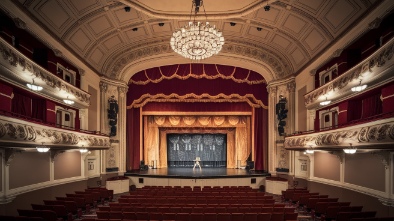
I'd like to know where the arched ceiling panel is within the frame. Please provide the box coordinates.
[5,0,383,82]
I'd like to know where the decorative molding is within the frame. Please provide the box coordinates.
[0,38,91,106]
[329,151,344,164]
[0,116,110,149]
[13,17,26,29]
[78,68,85,76]
[284,117,394,150]
[309,69,317,76]
[50,150,65,162]
[99,82,108,93]
[287,81,296,93]
[52,49,63,57]
[127,93,268,109]
[370,151,390,169]
[4,148,23,166]
[332,49,343,58]
[304,37,394,109]
[368,17,382,30]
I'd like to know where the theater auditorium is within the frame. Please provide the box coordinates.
[0,0,393,220]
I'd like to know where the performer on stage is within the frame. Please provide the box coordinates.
[193,157,202,170]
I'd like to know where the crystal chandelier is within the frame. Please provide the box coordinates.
[170,0,224,61]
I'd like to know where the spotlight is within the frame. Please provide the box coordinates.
[264,5,270,11]
[158,23,164,27]
[230,22,236,26]
[132,27,138,31]
[257,27,262,31]
[124,6,131,12]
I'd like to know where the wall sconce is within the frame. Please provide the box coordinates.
[343,143,357,154]
[132,27,138,31]
[63,96,74,105]
[351,80,367,92]
[305,146,314,154]
[124,6,131,12]
[27,79,43,91]
[36,143,50,153]
[264,5,271,11]
[230,22,236,26]
[257,27,262,31]
[320,97,331,106]
[79,147,88,153]
[158,23,164,26]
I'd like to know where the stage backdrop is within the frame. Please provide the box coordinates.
[167,133,227,168]
[126,64,268,171]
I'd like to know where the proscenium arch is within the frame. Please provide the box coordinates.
[106,41,292,83]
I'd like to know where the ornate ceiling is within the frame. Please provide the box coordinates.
[0,0,386,83]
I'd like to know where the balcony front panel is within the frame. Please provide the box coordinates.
[0,115,109,149]
[284,117,394,150]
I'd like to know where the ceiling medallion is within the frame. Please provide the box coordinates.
[170,0,224,61]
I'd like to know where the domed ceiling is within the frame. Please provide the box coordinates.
[1,0,383,82]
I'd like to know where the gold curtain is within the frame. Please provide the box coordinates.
[143,115,250,168]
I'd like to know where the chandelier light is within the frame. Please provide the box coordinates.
[36,143,50,153]
[170,0,224,61]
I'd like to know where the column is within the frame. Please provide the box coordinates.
[99,81,108,174]
[286,80,296,134]
[267,85,277,174]
[118,86,128,173]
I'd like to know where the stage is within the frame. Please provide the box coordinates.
[125,168,270,179]
[124,168,271,188]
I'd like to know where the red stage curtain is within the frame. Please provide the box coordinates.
[254,107,268,171]
[143,102,251,112]
[126,107,141,170]
[12,93,32,117]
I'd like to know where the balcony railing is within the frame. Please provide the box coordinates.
[287,111,394,137]
[284,114,394,150]
[0,37,90,108]
[0,112,110,149]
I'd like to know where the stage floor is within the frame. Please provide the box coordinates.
[124,168,270,179]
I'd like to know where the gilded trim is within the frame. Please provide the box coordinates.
[381,94,394,100]
[128,64,266,85]
[142,111,252,116]
[127,93,268,109]
[0,92,12,99]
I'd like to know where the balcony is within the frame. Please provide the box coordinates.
[0,37,90,109]
[0,114,109,163]
[304,37,394,110]
[284,115,394,151]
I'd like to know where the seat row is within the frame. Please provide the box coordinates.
[128,191,263,196]
[12,187,113,221]
[118,198,275,205]
[99,205,294,214]
[281,188,386,221]
[94,211,298,221]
